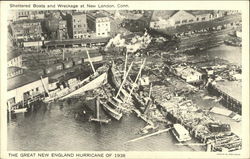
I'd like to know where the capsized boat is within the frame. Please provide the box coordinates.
[100,98,122,121]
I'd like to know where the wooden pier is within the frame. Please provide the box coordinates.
[207,83,242,115]
[7,93,46,121]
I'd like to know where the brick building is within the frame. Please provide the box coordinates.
[72,12,88,39]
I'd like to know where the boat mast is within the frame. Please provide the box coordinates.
[96,96,100,120]
[40,76,49,97]
[129,58,146,96]
[148,83,152,99]
[62,49,65,61]
[86,48,96,74]
[124,51,128,79]
[115,61,133,98]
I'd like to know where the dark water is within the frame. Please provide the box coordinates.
[7,45,241,151]
[7,100,204,151]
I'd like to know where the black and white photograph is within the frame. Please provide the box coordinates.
[1,1,249,158]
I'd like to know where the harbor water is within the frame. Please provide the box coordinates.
[8,99,204,151]
[7,45,241,151]
[201,44,242,66]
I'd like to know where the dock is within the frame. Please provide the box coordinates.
[208,81,242,114]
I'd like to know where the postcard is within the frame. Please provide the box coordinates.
[0,1,249,159]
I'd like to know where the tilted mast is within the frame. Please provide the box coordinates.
[115,61,134,98]
[85,48,96,74]
[129,58,146,96]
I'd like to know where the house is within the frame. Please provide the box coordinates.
[72,12,88,39]
[7,71,49,110]
[87,13,110,37]
[8,51,22,68]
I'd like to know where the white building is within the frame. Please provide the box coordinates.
[8,52,22,68]
[87,13,111,37]
[150,10,216,29]
[7,72,49,110]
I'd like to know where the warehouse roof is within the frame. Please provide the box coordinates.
[150,10,178,22]
[87,12,107,19]
[188,10,214,16]
[7,51,22,61]
[150,10,214,22]
[44,37,110,46]
[7,71,43,91]
[7,66,23,74]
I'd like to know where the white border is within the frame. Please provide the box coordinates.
[1,1,249,159]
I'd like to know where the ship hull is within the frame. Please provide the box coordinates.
[44,72,107,102]
[101,101,122,120]
[62,72,107,99]
[110,65,121,90]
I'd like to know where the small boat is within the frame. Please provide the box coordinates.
[172,124,191,142]
[101,99,122,121]
[12,107,28,114]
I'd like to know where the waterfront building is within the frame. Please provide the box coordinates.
[7,71,49,111]
[8,67,23,79]
[149,10,217,29]
[87,13,111,37]
[149,10,178,29]
[72,12,88,39]
[190,10,214,22]
[7,52,22,68]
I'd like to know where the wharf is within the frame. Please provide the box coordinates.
[213,81,241,103]
[208,80,242,114]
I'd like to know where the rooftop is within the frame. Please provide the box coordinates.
[7,51,22,61]
[87,12,107,20]
[150,10,178,21]
[188,10,214,16]
[150,10,214,22]
[8,71,42,91]
[72,12,86,16]
[12,19,43,25]
[8,66,23,74]
[45,37,110,46]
